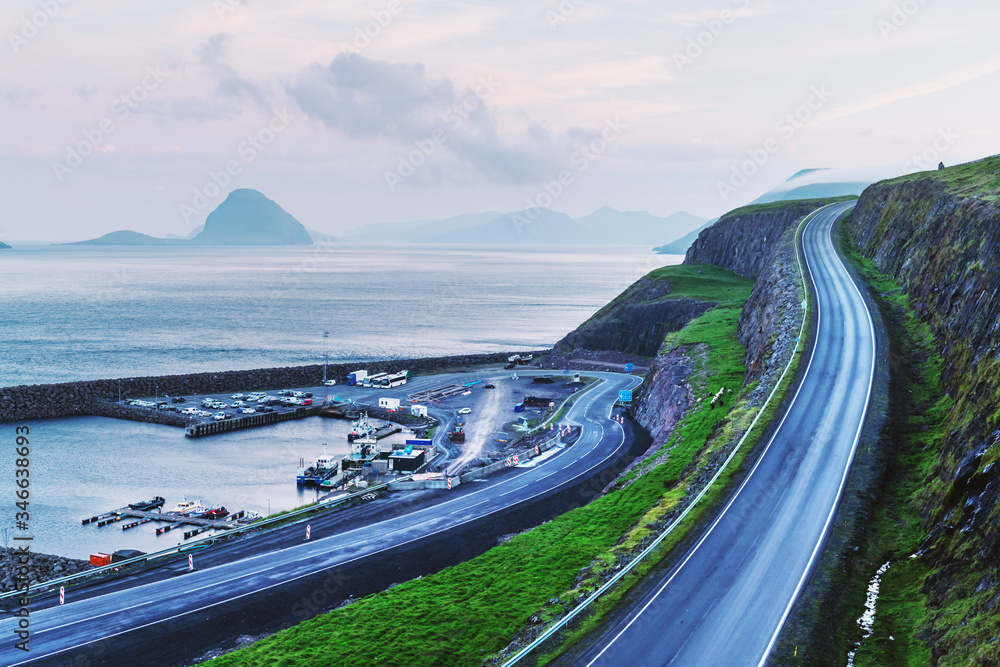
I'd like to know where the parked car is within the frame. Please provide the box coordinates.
[292,391,306,398]
[281,397,298,406]
[458,407,472,414]
[171,396,186,403]
[277,390,293,396]
[257,406,275,413]
[199,410,213,417]
[231,400,246,407]
[303,392,313,398]
[504,363,516,369]
[213,412,226,421]
[300,398,313,406]
[323,380,337,386]
[230,393,245,400]
[483,384,495,389]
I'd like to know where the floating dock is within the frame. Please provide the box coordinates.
[82,507,247,538]
[408,384,470,403]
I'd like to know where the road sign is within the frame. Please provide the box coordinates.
[188,554,193,571]
[59,586,64,605]
[625,363,634,373]
[618,389,633,403]
[306,525,311,540]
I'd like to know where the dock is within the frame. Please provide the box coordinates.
[82,507,246,538]
[185,406,320,438]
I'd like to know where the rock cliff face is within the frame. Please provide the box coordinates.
[847,164,1000,660]
[686,200,830,386]
[554,275,714,357]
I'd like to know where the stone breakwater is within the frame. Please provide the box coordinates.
[0,548,92,594]
[0,351,549,424]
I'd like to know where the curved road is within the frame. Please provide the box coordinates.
[566,201,875,666]
[1,371,640,666]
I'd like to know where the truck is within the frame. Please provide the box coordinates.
[347,370,368,386]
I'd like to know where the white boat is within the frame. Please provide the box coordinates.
[170,499,203,515]
[348,413,377,442]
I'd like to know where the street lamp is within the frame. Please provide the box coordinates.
[323,331,330,400]
[266,498,270,517]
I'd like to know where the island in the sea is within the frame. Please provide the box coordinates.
[74,189,314,246]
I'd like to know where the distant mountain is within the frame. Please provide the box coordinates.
[654,219,718,255]
[307,229,339,243]
[191,189,312,245]
[72,230,187,245]
[751,169,869,205]
[576,207,707,245]
[435,209,579,244]
[0,241,10,249]
[345,207,704,245]
[341,212,502,242]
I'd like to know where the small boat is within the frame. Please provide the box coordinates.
[129,496,165,511]
[347,413,377,442]
[203,507,229,519]
[297,444,339,485]
[236,511,260,524]
[170,499,203,515]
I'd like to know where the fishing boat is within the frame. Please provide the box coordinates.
[347,413,377,442]
[129,496,165,511]
[203,507,229,519]
[297,444,339,485]
[236,511,260,524]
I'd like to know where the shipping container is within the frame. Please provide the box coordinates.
[90,553,112,567]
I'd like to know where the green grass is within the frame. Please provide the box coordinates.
[885,155,1000,202]
[202,264,759,667]
[720,195,860,219]
[836,222,946,667]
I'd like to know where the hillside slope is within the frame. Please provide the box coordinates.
[846,157,1000,665]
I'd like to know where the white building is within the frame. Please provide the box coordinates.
[379,397,401,411]
[410,404,428,418]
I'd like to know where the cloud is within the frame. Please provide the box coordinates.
[287,54,576,185]
[3,87,41,106]
[76,85,99,101]
[820,56,1000,124]
[197,33,271,112]
[169,97,242,122]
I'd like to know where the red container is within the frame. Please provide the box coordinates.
[90,553,111,567]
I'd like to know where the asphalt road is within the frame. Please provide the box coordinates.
[1,371,641,666]
[564,202,875,667]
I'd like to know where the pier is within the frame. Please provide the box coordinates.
[185,406,320,437]
[82,507,249,537]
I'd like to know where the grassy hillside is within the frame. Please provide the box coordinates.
[203,265,755,667]
[887,155,1000,202]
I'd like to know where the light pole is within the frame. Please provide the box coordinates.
[266,498,270,517]
[323,331,329,401]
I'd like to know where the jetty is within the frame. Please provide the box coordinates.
[82,507,248,537]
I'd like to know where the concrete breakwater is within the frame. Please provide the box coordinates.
[0,548,92,593]
[0,351,549,424]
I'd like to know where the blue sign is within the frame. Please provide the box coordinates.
[619,390,633,403]
[625,363,634,373]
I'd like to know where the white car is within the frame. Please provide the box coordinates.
[231,393,245,400]
[324,380,337,386]
[232,400,246,407]
[213,412,227,421]
[199,410,213,417]
[180,407,198,415]
[458,407,472,415]
[292,391,306,397]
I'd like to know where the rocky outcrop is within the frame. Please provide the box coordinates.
[555,276,714,357]
[685,200,832,280]
[686,201,823,386]
[846,165,1000,662]
[633,347,694,445]
[0,351,548,424]
[0,548,92,593]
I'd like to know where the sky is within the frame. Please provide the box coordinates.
[1,0,998,242]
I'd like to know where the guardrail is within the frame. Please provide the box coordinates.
[501,204,835,665]
[0,476,411,602]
